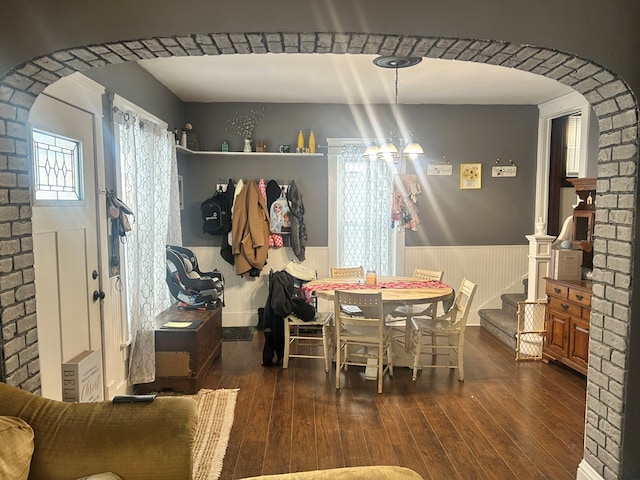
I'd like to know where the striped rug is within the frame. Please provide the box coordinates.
[191,388,239,480]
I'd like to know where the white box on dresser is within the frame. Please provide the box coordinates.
[552,249,583,281]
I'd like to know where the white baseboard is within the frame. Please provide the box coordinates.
[105,378,128,398]
[576,459,604,480]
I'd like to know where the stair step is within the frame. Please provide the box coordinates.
[479,283,529,351]
[501,293,527,316]
[478,308,517,351]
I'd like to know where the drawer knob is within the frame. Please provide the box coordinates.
[575,294,584,301]
[554,288,561,294]
[560,303,569,311]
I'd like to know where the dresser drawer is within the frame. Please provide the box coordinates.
[568,287,591,307]
[549,296,583,318]
[543,277,591,376]
[546,282,568,299]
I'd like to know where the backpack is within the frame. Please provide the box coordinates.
[201,188,230,235]
[269,189,291,234]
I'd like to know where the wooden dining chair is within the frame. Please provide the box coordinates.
[330,266,364,279]
[334,290,393,394]
[409,278,477,381]
[388,268,445,349]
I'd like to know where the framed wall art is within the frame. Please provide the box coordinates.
[460,163,482,189]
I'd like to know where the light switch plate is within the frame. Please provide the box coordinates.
[492,165,517,177]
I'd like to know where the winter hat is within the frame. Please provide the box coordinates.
[284,261,316,281]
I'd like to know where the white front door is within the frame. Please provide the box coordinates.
[30,94,103,400]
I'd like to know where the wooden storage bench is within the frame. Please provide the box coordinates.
[136,304,222,394]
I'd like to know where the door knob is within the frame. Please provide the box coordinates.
[93,290,106,301]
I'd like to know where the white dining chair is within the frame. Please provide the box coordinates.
[334,290,393,394]
[409,278,477,381]
[330,266,364,279]
[387,268,444,350]
[283,311,334,372]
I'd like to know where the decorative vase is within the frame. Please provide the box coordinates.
[243,138,252,153]
[297,130,304,152]
[308,130,316,153]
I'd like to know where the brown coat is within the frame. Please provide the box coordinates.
[231,180,270,276]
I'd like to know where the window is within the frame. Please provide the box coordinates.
[31,128,82,201]
[565,114,582,177]
[332,142,395,275]
[112,96,182,385]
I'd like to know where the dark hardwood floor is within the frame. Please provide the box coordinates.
[201,326,586,480]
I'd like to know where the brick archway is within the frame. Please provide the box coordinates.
[0,32,637,479]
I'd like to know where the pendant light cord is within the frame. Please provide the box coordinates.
[394,65,399,142]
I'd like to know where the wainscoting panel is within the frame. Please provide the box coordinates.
[404,245,529,325]
[189,245,527,327]
[102,275,128,398]
[190,246,330,326]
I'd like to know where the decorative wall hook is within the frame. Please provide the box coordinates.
[492,150,518,177]
[428,153,451,165]
[426,153,453,176]
[495,150,516,166]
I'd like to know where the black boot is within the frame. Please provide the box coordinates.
[256,307,265,330]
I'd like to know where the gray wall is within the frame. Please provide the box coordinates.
[85,62,185,129]
[181,102,538,247]
[180,153,327,247]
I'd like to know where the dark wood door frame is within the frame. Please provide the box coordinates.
[547,115,571,236]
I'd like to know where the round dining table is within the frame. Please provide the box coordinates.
[301,276,454,307]
[301,276,454,373]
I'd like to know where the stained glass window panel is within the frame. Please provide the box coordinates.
[32,128,82,201]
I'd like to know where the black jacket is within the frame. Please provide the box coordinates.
[287,180,307,261]
[262,270,295,365]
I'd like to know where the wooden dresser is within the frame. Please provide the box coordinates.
[543,277,591,375]
[136,304,222,394]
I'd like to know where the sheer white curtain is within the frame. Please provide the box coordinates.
[116,105,182,385]
[329,140,395,275]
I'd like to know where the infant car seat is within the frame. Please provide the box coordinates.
[166,245,224,309]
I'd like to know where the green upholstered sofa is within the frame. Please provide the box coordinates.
[0,381,197,480]
[0,381,423,480]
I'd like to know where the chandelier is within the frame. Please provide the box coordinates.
[364,55,424,162]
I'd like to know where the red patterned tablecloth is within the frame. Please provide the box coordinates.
[301,279,449,303]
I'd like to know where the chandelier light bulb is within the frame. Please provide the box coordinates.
[363,141,380,161]
[403,131,424,160]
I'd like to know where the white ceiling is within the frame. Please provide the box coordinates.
[138,53,574,105]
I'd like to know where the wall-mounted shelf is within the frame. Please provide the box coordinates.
[176,145,323,157]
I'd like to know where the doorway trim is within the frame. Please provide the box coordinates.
[535,91,592,226]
